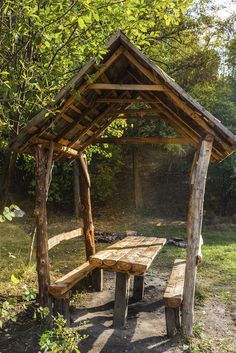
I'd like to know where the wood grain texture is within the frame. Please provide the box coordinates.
[49,261,95,297]
[113,272,130,328]
[182,136,213,337]
[48,228,84,250]
[163,259,186,308]
[89,236,166,275]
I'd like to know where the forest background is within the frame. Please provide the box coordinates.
[1,0,236,219]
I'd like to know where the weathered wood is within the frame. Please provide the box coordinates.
[35,144,51,309]
[89,236,166,275]
[79,154,95,259]
[73,160,81,218]
[53,292,70,326]
[48,261,95,297]
[133,276,144,302]
[89,83,166,91]
[165,307,180,337]
[182,136,213,337]
[95,137,191,145]
[48,228,84,250]
[113,272,131,328]
[91,268,104,292]
[105,108,162,114]
[79,154,91,188]
[96,98,162,104]
[133,147,143,209]
[163,259,186,308]
[32,137,80,157]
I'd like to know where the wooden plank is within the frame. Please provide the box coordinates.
[163,259,186,308]
[117,237,166,275]
[182,136,213,337]
[89,236,143,267]
[32,137,80,157]
[113,272,130,328]
[104,108,162,114]
[53,292,70,326]
[95,137,192,145]
[48,228,84,250]
[96,98,161,104]
[49,261,95,297]
[133,275,144,302]
[89,83,166,91]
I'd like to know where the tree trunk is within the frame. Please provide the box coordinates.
[73,160,81,219]
[133,147,143,209]
[1,151,18,210]
[35,144,51,309]
[182,136,213,337]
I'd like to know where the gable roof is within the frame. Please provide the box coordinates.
[9,30,236,163]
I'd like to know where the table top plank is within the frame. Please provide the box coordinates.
[117,237,166,274]
[90,236,141,267]
[89,236,166,275]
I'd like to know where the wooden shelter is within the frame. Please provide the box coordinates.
[9,30,236,337]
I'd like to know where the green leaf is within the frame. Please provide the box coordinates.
[78,17,86,29]
[11,274,20,285]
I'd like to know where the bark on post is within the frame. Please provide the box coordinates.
[35,144,51,309]
[79,154,103,291]
[182,135,213,337]
[133,147,143,209]
[73,160,81,219]
[79,154,95,259]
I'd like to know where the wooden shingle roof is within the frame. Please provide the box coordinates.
[9,30,236,163]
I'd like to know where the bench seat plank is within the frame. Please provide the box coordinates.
[49,261,95,298]
[163,259,186,308]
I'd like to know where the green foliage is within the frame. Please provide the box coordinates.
[39,314,87,353]
[0,205,20,222]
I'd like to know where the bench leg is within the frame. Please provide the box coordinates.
[133,275,144,302]
[113,272,130,328]
[165,307,180,337]
[92,268,103,292]
[53,292,70,326]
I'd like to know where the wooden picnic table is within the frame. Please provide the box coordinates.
[89,236,166,327]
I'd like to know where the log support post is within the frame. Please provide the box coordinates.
[182,135,213,337]
[114,272,130,328]
[133,275,144,302]
[53,292,70,326]
[165,307,181,337]
[35,144,52,311]
[79,154,103,291]
[133,147,143,209]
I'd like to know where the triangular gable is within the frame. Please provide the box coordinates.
[9,30,236,163]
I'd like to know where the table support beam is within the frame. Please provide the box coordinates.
[133,275,144,302]
[114,272,130,328]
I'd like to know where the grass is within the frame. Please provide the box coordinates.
[0,213,235,352]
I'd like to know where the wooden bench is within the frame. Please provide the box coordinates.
[163,259,186,337]
[48,261,102,324]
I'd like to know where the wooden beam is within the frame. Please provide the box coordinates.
[32,137,80,157]
[96,98,161,104]
[95,137,192,145]
[79,154,91,188]
[113,272,130,328]
[105,108,162,115]
[35,144,51,309]
[89,83,166,91]
[182,135,213,338]
[79,154,95,259]
[48,228,84,250]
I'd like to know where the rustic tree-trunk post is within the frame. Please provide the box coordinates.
[133,147,143,209]
[79,154,103,291]
[73,160,81,219]
[35,144,51,310]
[182,135,213,337]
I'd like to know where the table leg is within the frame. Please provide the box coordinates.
[92,268,103,291]
[133,275,144,302]
[113,272,130,328]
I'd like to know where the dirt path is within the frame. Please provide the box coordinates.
[74,270,182,353]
